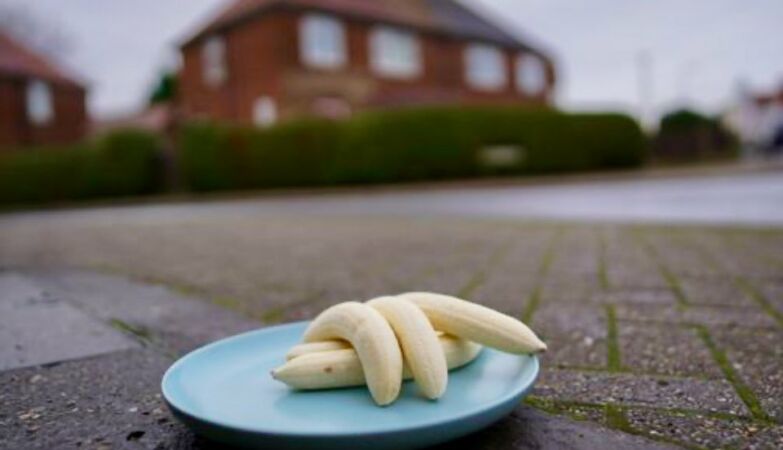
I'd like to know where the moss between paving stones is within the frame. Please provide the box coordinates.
[671,232,783,326]
[525,396,605,423]
[597,229,611,290]
[735,278,783,327]
[522,228,564,323]
[695,326,771,423]
[458,243,513,299]
[605,304,622,372]
[631,229,689,307]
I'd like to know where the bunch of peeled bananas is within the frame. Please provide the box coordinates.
[271,292,547,406]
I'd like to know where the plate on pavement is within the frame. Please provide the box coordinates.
[161,321,539,450]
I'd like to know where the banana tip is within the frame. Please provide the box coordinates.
[526,341,547,354]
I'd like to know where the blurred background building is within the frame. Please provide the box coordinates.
[178,0,556,126]
[0,30,87,149]
[725,84,783,159]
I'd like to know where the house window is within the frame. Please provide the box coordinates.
[253,96,277,127]
[369,26,421,79]
[202,36,227,87]
[299,14,346,69]
[516,54,547,95]
[465,44,506,91]
[26,79,54,126]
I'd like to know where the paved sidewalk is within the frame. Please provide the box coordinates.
[1,210,781,449]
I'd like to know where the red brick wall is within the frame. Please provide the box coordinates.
[0,79,24,149]
[0,76,86,150]
[180,13,290,124]
[179,9,556,123]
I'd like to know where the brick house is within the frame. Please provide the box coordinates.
[179,0,556,126]
[0,31,87,150]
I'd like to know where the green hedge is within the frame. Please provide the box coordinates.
[0,129,162,205]
[653,109,738,161]
[181,107,647,192]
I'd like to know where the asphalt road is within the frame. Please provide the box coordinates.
[4,170,782,227]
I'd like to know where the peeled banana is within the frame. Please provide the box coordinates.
[301,302,403,406]
[286,340,350,361]
[272,334,482,390]
[399,292,547,354]
[272,293,546,407]
[367,296,448,399]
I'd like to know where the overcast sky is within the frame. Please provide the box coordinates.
[2,0,781,124]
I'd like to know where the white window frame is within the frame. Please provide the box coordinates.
[202,36,227,87]
[26,79,54,126]
[464,44,507,91]
[369,26,421,79]
[253,96,277,127]
[516,53,547,95]
[299,14,347,69]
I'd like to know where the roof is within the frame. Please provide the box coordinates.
[753,85,783,108]
[184,0,539,51]
[0,30,83,87]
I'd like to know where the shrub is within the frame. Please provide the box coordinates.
[0,129,162,206]
[654,109,738,161]
[180,107,647,192]
[180,119,343,191]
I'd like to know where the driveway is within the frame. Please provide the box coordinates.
[0,169,781,449]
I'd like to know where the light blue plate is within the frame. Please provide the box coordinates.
[162,322,538,450]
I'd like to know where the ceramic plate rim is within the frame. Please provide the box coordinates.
[161,321,539,438]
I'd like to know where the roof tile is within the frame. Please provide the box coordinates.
[187,0,531,50]
[0,30,83,87]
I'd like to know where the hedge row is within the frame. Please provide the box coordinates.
[653,109,738,161]
[181,107,647,192]
[0,130,162,205]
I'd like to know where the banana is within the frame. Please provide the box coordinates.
[299,302,403,406]
[286,332,449,361]
[286,340,350,361]
[399,292,547,354]
[367,296,448,399]
[272,335,482,390]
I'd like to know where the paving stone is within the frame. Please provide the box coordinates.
[625,408,783,450]
[614,304,778,328]
[752,426,783,450]
[0,273,137,371]
[603,233,668,290]
[678,277,755,307]
[0,349,189,450]
[755,280,783,315]
[470,272,538,313]
[1,208,781,448]
[710,326,783,422]
[535,370,749,416]
[30,270,261,355]
[591,288,678,305]
[607,270,671,290]
[431,405,678,450]
[644,235,724,279]
[538,279,598,304]
[617,322,723,378]
[532,304,607,369]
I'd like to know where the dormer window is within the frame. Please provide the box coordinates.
[516,54,547,95]
[299,14,347,69]
[369,26,421,79]
[26,79,54,126]
[464,44,506,91]
[202,36,227,87]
